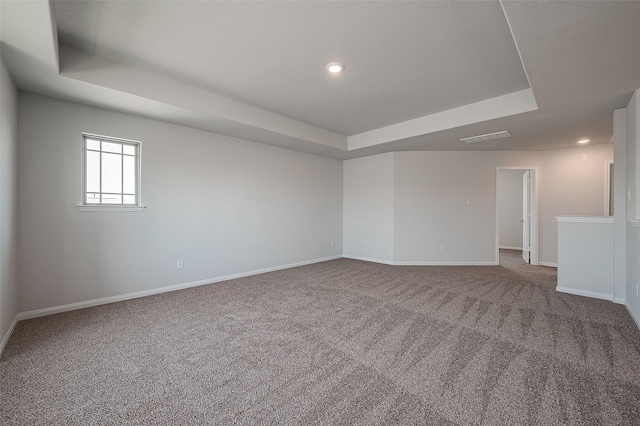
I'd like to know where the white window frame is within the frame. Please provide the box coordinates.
[78,133,145,212]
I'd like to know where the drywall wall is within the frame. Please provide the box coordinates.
[345,148,614,266]
[393,151,541,264]
[13,91,623,318]
[633,91,640,219]
[556,219,614,300]
[0,56,18,350]
[17,94,343,313]
[626,89,640,326]
[540,143,614,265]
[497,169,525,249]
[613,108,627,303]
[343,153,394,263]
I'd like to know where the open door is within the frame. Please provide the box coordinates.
[497,167,537,265]
[522,171,530,263]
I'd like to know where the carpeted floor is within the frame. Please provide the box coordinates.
[1,250,639,425]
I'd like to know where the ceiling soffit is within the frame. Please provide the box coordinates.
[3,1,640,158]
[52,0,533,141]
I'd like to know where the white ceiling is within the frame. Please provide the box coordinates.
[53,0,530,136]
[2,0,640,159]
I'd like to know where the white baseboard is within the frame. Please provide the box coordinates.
[541,262,558,268]
[343,255,395,265]
[0,315,18,357]
[612,297,626,305]
[556,286,613,301]
[626,304,640,331]
[499,246,523,250]
[393,260,498,266]
[343,255,497,266]
[17,255,342,321]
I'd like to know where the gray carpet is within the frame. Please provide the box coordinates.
[2,250,639,425]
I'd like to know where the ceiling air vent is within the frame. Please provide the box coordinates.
[460,131,512,144]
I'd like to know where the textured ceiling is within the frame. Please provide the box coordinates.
[502,0,640,109]
[2,0,640,159]
[53,0,529,136]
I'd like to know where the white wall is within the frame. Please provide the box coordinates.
[633,91,640,219]
[393,151,541,264]
[17,94,343,313]
[613,108,627,303]
[540,143,614,265]
[343,153,394,263]
[0,56,19,350]
[557,219,614,300]
[11,90,630,327]
[344,147,614,266]
[497,170,525,249]
[626,90,640,326]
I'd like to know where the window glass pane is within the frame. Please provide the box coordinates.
[86,150,100,193]
[83,136,140,207]
[102,153,122,194]
[123,155,136,194]
[86,139,100,151]
[102,141,122,154]
[102,194,122,204]
[123,144,135,155]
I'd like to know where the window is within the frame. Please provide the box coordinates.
[80,134,144,211]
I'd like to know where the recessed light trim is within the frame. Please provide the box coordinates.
[460,130,512,144]
[326,62,344,74]
[577,139,590,144]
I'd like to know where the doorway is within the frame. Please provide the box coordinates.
[496,167,538,265]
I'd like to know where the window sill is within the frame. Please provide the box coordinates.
[78,205,146,212]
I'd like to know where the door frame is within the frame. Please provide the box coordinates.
[605,160,614,216]
[495,167,539,265]
[522,170,531,263]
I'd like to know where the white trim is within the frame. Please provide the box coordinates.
[626,304,640,331]
[630,219,640,228]
[17,255,341,321]
[612,297,626,305]
[0,315,18,357]
[78,205,146,212]
[343,255,496,266]
[499,245,523,250]
[343,255,395,265]
[81,132,143,209]
[82,132,142,145]
[393,260,498,266]
[605,160,614,216]
[556,286,613,301]
[555,216,614,223]
[541,262,558,268]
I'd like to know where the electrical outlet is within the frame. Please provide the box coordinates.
[177,260,184,270]
[581,154,588,161]
[331,241,335,247]
[440,245,446,252]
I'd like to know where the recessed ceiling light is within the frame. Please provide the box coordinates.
[460,130,512,144]
[577,139,590,144]
[326,62,344,74]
